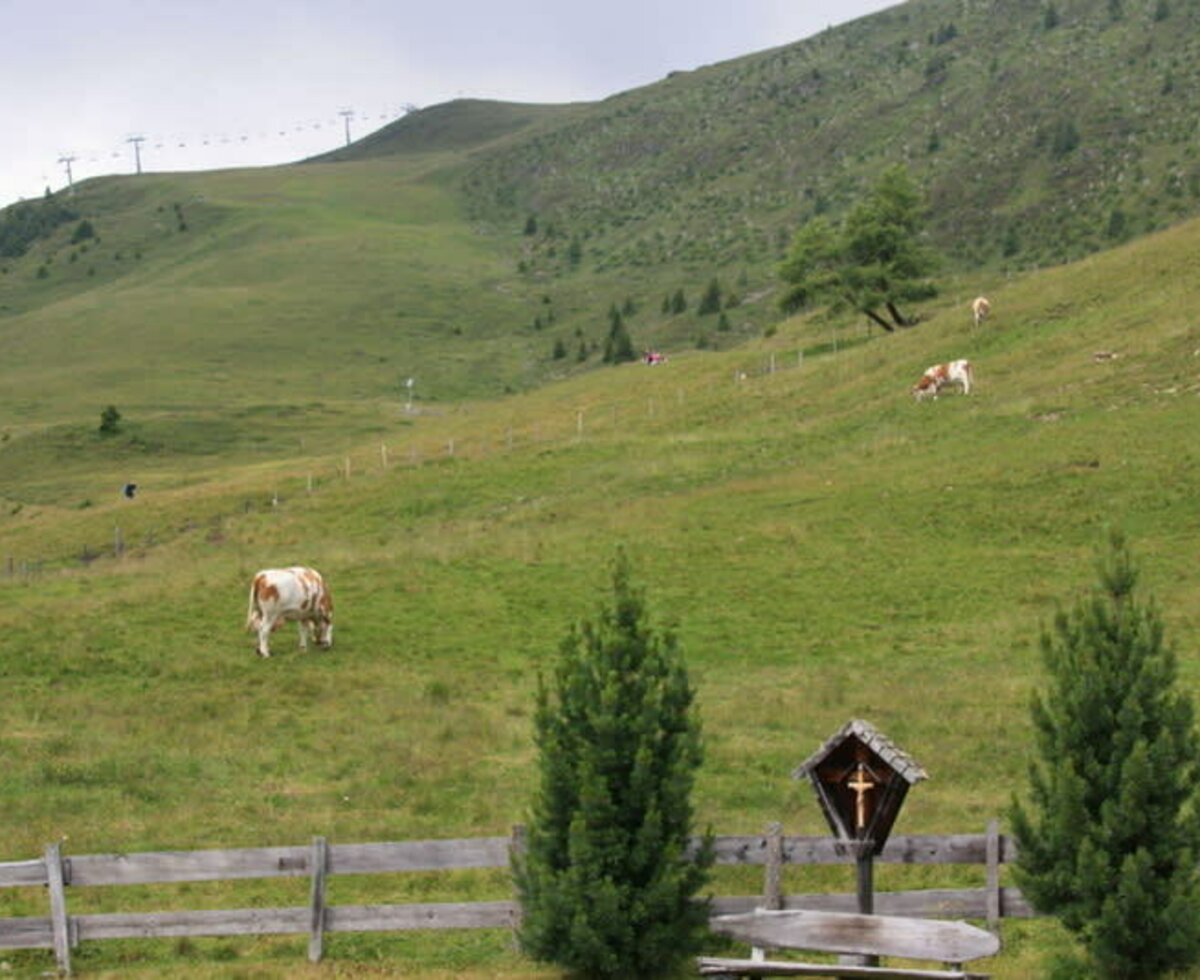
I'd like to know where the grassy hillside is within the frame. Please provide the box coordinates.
[2,205,1200,975]
[309,99,586,160]
[6,0,1200,456]
[3,2,1200,974]
[0,154,555,491]
[460,0,1200,276]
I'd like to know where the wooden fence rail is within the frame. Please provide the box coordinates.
[0,824,1030,975]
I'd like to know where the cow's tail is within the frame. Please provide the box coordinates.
[246,576,260,632]
[966,361,976,388]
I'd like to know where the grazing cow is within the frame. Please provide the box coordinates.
[912,359,974,400]
[246,566,334,658]
[971,296,991,328]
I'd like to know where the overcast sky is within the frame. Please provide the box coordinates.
[2,0,897,210]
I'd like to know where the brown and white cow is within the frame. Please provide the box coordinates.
[246,566,334,658]
[912,359,973,400]
[971,296,991,328]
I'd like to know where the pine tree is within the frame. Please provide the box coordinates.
[603,310,636,364]
[515,553,713,979]
[698,277,722,315]
[1010,532,1200,979]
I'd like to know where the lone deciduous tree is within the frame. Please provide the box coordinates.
[1010,532,1200,978]
[514,552,712,979]
[778,164,937,331]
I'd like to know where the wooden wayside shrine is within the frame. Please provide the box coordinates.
[692,720,999,979]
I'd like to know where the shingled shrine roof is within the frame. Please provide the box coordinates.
[792,718,928,785]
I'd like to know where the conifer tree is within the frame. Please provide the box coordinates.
[603,309,636,364]
[515,553,713,979]
[778,165,937,330]
[698,277,722,315]
[1010,532,1200,978]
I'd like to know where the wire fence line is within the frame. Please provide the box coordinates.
[2,344,851,579]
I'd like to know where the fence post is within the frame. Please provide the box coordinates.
[45,841,72,975]
[752,822,784,963]
[509,825,527,947]
[986,818,1001,929]
[308,836,329,963]
[763,822,783,910]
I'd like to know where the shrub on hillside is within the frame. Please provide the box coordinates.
[99,405,122,435]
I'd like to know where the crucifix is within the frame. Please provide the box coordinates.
[847,763,876,832]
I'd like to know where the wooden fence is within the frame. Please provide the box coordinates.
[0,822,1031,975]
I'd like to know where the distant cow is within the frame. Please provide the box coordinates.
[912,359,974,400]
[971,296,991,328]
[246,566,334,658]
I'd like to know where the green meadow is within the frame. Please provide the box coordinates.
[3,189,1200,975]
[4,5,1200,968]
